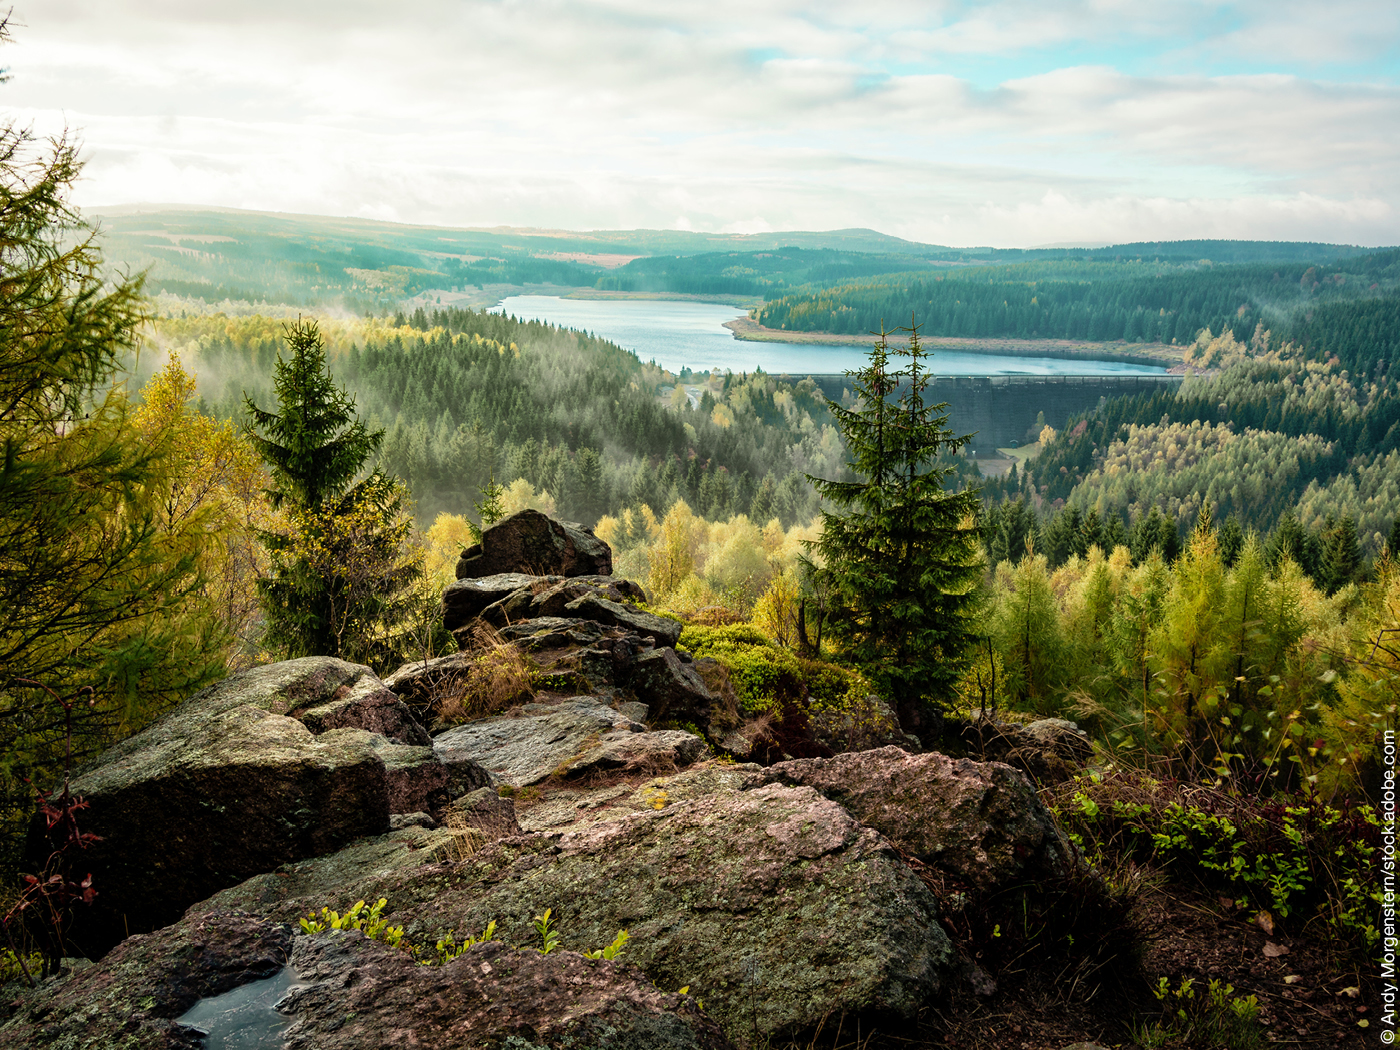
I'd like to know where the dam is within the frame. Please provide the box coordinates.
[805,373,1185,452]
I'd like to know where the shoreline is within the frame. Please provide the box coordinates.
[723,316,1183,367]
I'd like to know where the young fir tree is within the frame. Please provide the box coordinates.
[244,320,420,669]
[808,320,982,739]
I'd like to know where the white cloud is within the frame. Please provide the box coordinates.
[7,0,1398,245]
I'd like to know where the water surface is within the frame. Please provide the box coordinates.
[493,295,1166,377]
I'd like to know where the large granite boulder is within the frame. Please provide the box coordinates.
[37,658,450,958]
[0,909,290,1049]
[281,933,733,1050]
[211,780,954,1039]
[454,509,612,579]
[749,746,1078,890]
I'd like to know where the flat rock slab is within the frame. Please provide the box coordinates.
[750,745,1077,890]
[432,698,704,787]
[478,577,649,629]
[209,825,488,916]
[219,782,953,1039]
[0,909,290,1050]
[281,933,732,1050]
[47,658,435,958]
[440,572,546,632]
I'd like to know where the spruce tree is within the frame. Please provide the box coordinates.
[244,320,381,512]
[245,321,419,668]
[808,321,982,739]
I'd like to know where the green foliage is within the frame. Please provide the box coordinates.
[1136,976,1264,1050]
[299,897,407,949]
[0,948,42,986]
[680,623,868,716]
[582,929,630,961]
[245,321,422,670]
[808,320,982,735]
[532,908,560,955]
[244,319,383,514]
[1055,775,1381,958]
[430,920,498,965]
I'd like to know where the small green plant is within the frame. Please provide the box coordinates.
[533,908,560,954]
[298,898,636,967]
[1135,975,1264,1049]
[432,920,497,965]
[1053,772,1381,959]
[299,897,406,950]
[583,929,630,960]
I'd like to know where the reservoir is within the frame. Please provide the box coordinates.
[492,295,1168,377]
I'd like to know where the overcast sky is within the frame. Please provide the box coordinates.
[11,1,1400,246]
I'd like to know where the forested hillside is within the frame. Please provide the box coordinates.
[149,306,858,529]
[983,307,1400,565]
[754,253,1400,344]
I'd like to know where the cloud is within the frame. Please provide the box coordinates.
[9,1,1399,245]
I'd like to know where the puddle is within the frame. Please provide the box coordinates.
[175,965,306,1049]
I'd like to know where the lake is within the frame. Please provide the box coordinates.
[492,295,1168,377]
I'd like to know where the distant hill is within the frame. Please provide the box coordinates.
[86,204,1391,312]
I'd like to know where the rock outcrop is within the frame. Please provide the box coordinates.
[454,508,612,579]
[432,697,708,787]
[39,658,475,958]
[11,507,1103,1048]
[211,777,954,1039]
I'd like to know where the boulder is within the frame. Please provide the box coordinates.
[749,746,1078,890]
[293,672,431,747]
[40,658,436,958]
[561,594,682,647]
[209,782,954,1039]
[366,736,450,820]
[430,698,706,787]
[628,648,717,728]
[210,824,484,915]
[454,509,612,579]
[0,909,290,1049]
[281,933,733,1050]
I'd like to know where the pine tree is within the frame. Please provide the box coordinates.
[808,321,982,739]
[245,320,420,669]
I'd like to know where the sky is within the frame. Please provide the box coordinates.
[10,1,1400,247]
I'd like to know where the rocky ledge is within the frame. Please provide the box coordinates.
[4,511,1090,1049]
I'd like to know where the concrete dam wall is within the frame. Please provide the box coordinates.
[806,373,1184,452]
